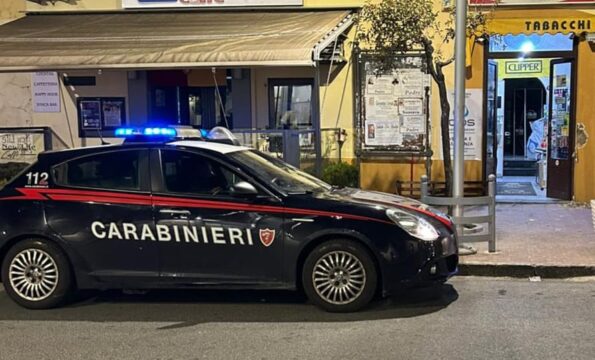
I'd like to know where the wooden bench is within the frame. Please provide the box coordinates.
[396,180,485,199]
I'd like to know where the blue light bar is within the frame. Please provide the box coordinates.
[115,128,135,137]
[115,127,177,138]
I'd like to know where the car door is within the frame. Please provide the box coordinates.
[45,148,160,283]
[151,148,285,286]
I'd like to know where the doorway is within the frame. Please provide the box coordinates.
[485,33,576,201]
[503,78,546,160]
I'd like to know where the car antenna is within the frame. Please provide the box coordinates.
[96,128,110,145]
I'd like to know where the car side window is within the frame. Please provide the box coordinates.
[161,150,247,196]
[52,150,141,191]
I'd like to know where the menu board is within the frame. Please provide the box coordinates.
[362,55,430,150]
[77,97,127,137]
[79,100,102,130]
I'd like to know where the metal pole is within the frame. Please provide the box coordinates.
[313,62,322,177]
[488,174,497,253]
[421,175,429,201]
[453,0,468,250]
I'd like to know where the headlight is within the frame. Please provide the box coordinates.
[386,208,439,242]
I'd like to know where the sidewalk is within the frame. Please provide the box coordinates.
[458,203,595,278]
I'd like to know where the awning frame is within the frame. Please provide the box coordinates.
[0,10,354,72]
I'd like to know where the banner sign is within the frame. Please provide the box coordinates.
[32,72,60,113]
[498,58,550,79]
[122,0,303,8]
[439,89,483,161]
[362,55,431,151]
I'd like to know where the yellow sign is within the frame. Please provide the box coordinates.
[486,9,595,36]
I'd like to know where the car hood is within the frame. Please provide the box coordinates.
[318,188,452,227]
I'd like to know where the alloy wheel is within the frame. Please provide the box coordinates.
[312,250,366,305]
[8,249,59,302]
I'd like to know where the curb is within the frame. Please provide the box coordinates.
[458,263,595,279]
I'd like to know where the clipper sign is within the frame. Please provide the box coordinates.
[122,0,302,8]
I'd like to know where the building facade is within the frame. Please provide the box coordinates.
[0,0,593,202]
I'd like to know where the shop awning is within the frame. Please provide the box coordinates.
[0,10,353,72]
[486,9,595,35]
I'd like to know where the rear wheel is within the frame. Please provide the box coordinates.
[1,239,72,309]
[302,239,377,312]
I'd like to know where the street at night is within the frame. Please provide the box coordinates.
[1,276,594,360]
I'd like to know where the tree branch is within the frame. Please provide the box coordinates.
[421,37,438,81]
[436,57,455,68]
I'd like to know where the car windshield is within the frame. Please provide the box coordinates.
[229,150,332,194]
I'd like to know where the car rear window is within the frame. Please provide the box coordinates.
[52,150,140,191]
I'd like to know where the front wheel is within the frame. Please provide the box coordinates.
[1,239,73,309]
[302,239,377,312]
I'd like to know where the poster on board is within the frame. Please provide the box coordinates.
[79,100,102,130]
[102,99,125,128]
[362,55,430,150]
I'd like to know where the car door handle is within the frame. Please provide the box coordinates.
[159,209,191,218]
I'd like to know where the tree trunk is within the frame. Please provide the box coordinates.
[435,66,453,197]
[423,39,454,197]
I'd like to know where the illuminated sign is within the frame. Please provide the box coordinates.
[122,0,303,8]
[505,60,543,74]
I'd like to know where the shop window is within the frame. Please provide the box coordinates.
[186,86,231,129]
[268,79,313,130]
[489,34,573,53]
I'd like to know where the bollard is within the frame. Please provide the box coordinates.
[420,175,429,200]
[488,174,497,253]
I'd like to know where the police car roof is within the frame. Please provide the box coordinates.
[168,140,250,154]
[38,139,250,164]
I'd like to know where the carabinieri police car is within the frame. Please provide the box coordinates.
[0,126,457,312]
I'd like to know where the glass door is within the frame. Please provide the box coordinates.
[547,59,575,200]
[485,60,498,179]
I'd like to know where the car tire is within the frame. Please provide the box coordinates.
[302,239,377,312]
[1,238,72,309]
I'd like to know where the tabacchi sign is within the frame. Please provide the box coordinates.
[122,0,303,8]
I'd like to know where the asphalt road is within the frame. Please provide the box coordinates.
[0,277,594,360]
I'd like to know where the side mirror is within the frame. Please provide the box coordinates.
[230,181,258,197]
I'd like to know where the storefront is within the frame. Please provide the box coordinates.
[478,5,595,202]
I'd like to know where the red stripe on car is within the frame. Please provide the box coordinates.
[5,188,393,225]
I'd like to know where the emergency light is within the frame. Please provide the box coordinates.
[114,125,239,145]
[115,127,176,137]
